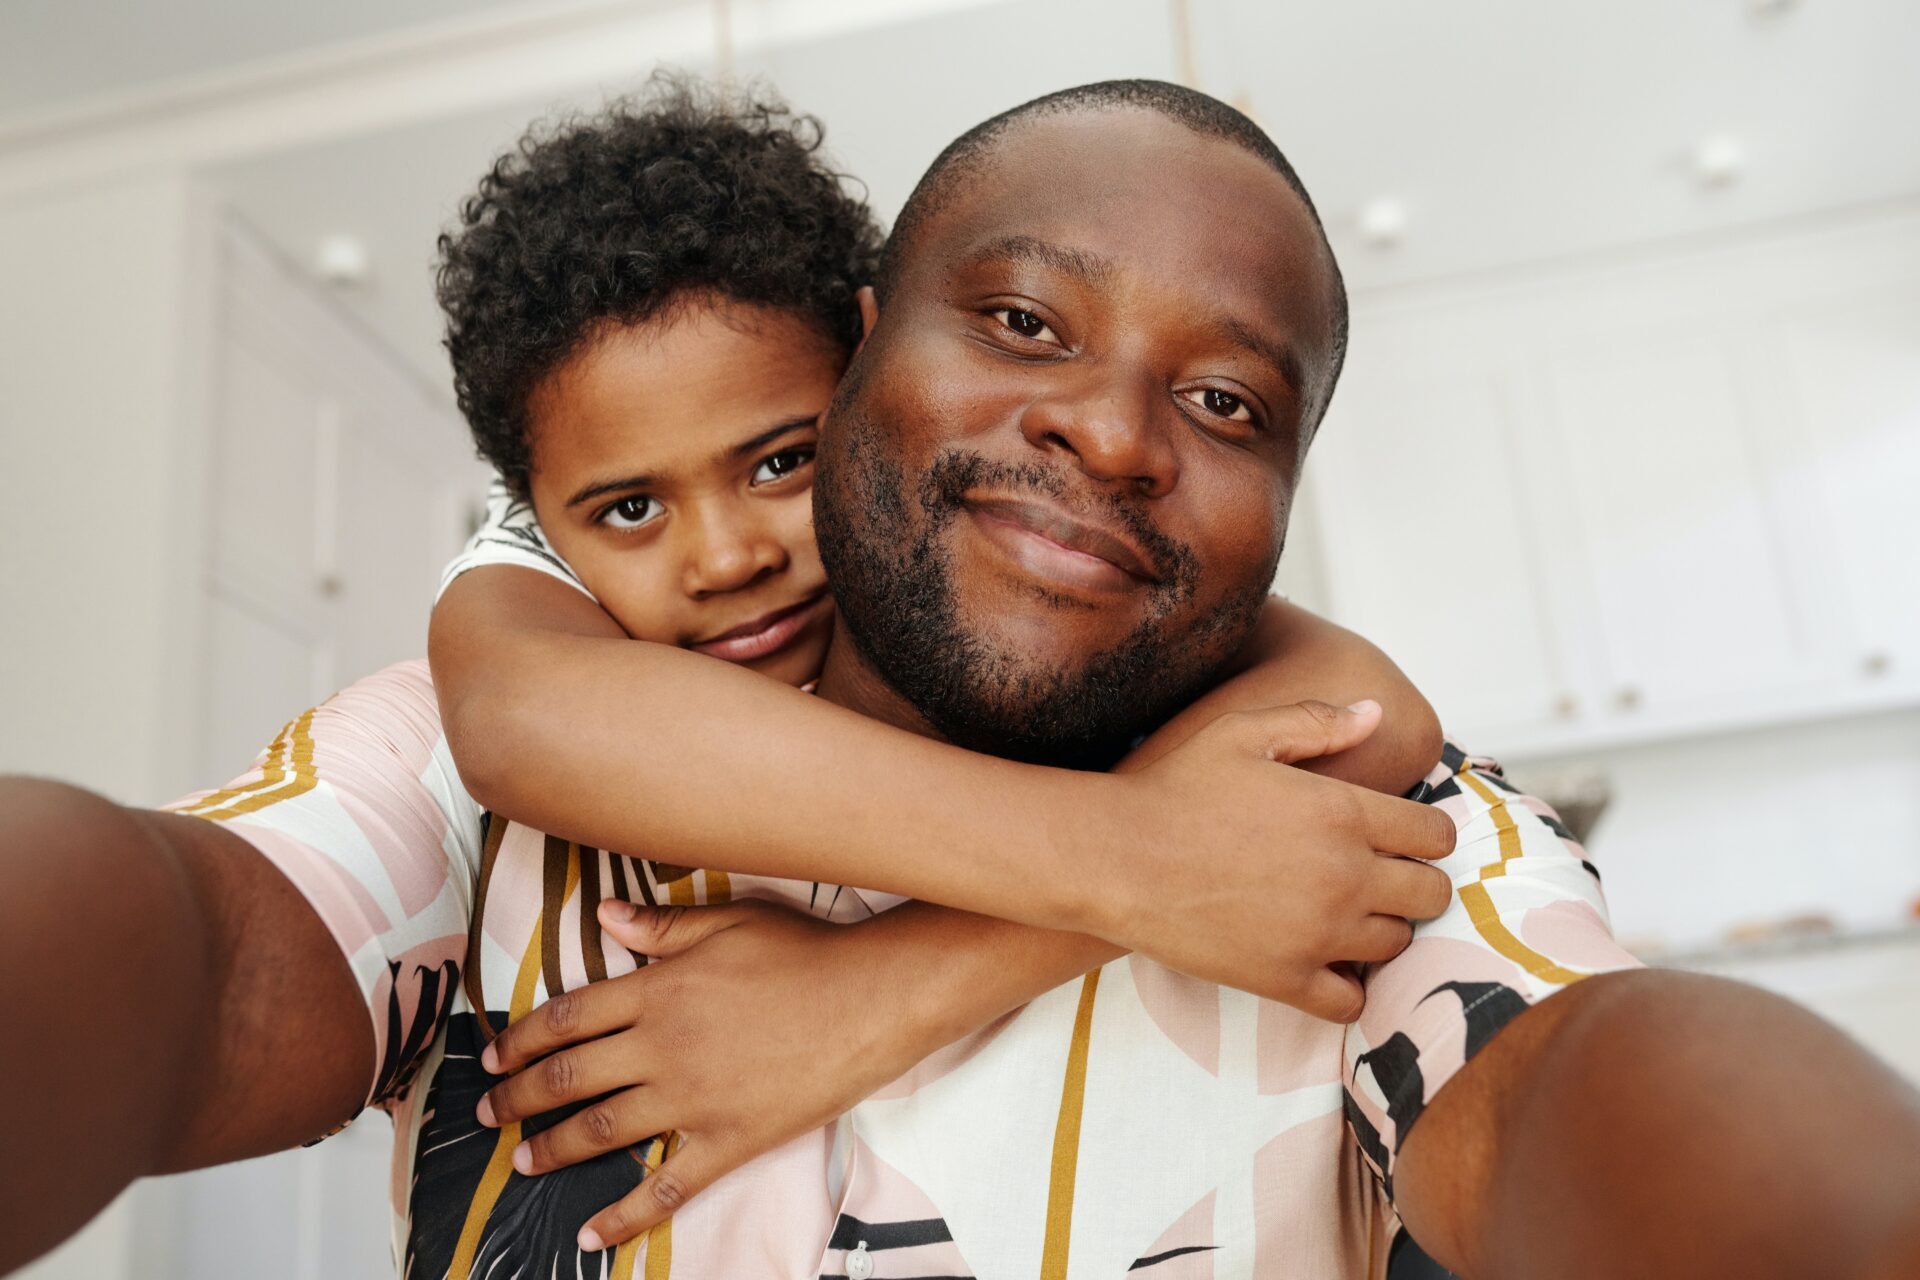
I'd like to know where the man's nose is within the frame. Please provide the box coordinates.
[680,506,788,597]
[1017,367,1179,498]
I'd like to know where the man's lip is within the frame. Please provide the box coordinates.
[963,495,1160,583]
[690,590,829,657]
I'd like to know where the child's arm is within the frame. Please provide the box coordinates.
[432,565,1451,998]
[1121,592,1442,785]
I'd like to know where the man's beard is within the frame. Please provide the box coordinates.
[815,395,1274,770]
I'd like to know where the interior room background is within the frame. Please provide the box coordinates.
[2,1,1915,1274]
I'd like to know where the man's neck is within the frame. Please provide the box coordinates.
[814,619,947,743]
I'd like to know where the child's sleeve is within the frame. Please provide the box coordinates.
[438,476,593,602]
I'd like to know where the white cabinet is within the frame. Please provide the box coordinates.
[1308,361,1575,744]
[1305,206,1920,756]
[1769,292,1920,689]
[1538,334,1819,718]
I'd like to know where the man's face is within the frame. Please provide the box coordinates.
[816,108,1340,765]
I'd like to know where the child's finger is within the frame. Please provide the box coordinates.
[513,1087,667,1175]
[597,900,750,957]
[576,1137,727,1253]
[1300,964,1366,1024]
[1237,699,1383,765]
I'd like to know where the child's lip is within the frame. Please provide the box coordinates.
[690,590,830,661]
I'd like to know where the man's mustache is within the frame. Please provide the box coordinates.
[915,449,1200,603]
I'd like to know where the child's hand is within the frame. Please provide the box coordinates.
[474,899,922,1254]
[1093,699,1458,1019]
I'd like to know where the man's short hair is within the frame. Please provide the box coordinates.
[877,79,1348,418]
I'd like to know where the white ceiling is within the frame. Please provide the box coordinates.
[67,0,1914,399]
[0,0,562,116]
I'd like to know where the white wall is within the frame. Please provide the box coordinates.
[0,170,211,1280]
[0,174,211,807]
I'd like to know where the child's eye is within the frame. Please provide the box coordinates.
[994,308,1059,344]
[597,494,661,530]
[751,447,814,486]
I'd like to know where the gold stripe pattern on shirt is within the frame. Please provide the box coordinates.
[176,708,320,820]
[643,1132,678,1280]
[1455,765,1590,986]
[1039,969,1101,1280]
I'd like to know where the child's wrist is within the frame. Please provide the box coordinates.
[1032,772,1143,944]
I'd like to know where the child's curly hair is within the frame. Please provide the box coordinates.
[436,74,884,496]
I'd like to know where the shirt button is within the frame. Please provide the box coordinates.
[846,1240,873,1280]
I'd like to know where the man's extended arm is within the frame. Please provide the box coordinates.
[0,780,371,1274]
[1394,967,1920,1279]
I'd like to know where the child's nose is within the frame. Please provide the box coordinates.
[682,514,788,597]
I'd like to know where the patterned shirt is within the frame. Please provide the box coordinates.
[440,477,588,601]
[168,660,1637,1278]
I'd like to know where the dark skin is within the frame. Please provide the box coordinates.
[0,784,372,1268]
[480,108,1920,1268]
[816,133,1337,729]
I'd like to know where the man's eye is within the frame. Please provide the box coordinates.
[598,495,661,530]
[1186,387,1254,423]
[751,447,814,485]
[994,308,1058,344]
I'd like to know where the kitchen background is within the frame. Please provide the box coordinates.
[2,0,1916,1274]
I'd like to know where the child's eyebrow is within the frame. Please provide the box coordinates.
[566,473,659,508]
[722,415,819,463]
[564,416,820,508]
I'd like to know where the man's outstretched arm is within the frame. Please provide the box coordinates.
[1395,967,1920,1278]
[0,779,370,1274]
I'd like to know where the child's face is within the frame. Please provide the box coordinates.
[524,299,844,688]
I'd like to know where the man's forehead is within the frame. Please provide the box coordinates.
[915,109,1337,366]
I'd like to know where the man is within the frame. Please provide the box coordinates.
[5,81,1919,1279]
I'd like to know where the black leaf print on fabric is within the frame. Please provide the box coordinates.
[1418,980,1532,1060]
[1342,1087,1395,1201]
[1353,1032,1427,1150]
[405,1013,662,1280]
[372,958,460,1107]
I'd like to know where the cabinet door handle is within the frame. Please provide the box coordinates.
[1862,651,1892,678]
[1553,693,1580,720]
[318,574,345,599]
[1613,685,1643,712]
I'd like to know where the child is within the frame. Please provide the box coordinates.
[172,78,1453,1273]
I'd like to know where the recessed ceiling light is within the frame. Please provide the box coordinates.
[1357,198,1408,249]
[314,233,371,287]
[1692,135,1747,188]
